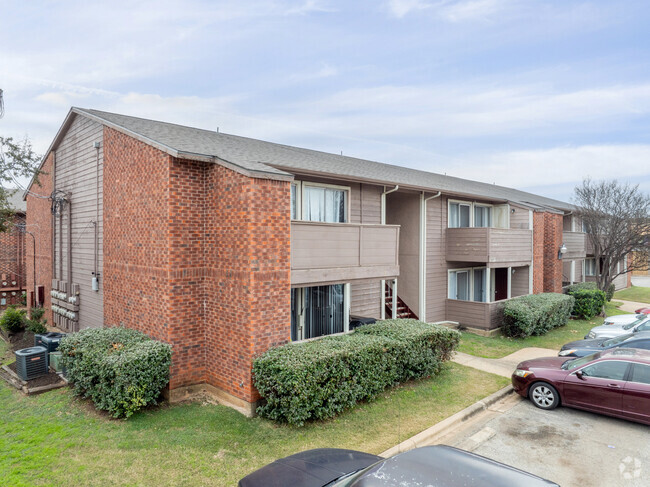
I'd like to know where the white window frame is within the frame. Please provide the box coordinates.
[448,199,509,229]
[297,181,350,223]
[585,258,597,276]
[448,266,489,303]
[291,283,350,342]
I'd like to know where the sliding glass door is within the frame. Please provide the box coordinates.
[291,284,346,341]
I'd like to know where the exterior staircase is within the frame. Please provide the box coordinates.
[385,282,418,319]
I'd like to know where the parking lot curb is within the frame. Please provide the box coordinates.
[380,385,516,458]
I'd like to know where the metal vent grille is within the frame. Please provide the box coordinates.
[15,347,48,381]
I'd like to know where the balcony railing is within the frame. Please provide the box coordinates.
[446,228,532,266]
[291,221,400,287]
[445,298,507,331]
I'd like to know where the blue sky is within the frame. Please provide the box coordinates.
[2,0,650,202]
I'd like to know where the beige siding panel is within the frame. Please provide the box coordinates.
[488,229,533,264]
[386,191,420,315]
[510,204,530,229]
[575,259,584,282]
[350,279,381,319]
[446,227,532,265]
[511,266,530,297]
[426,195,448,322]
[562,232,586,259]
[53,115,103,330]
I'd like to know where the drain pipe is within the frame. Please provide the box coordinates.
[419,191,441,322]
[380,185,399,319]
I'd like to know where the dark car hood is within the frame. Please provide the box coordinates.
[561,338,605,350]
[517,356,570,370]
[347,446,559,487]
[238,449,381,487]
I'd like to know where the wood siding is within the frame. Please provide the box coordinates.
[291,222,399,287]
[386,191,420,316]
[510,204,530,229]
[446,227,532,266]
[53,115,104,330]
[425,195,447,322]
[562,231,586,259]
[511,266,530,297]
[445,299,505,331]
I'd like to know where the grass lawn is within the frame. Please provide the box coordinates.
[457,301,630,359]
[0,361,508,487]
[614,286,650,304]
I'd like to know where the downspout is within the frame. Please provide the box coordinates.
[419,191,441,321]
[93,141,100,290]
[67,193,72,289]
[51,151,57,282]
[380,185,399,319]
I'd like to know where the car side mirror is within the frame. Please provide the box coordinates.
[576,370,585,380]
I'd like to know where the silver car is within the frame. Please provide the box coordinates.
[586,316,650,339]
[603,313,646,326]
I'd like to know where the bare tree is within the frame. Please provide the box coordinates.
[574,179,650,291]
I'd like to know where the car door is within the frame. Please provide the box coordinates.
[622,363,650,424]
[562,360,630,416]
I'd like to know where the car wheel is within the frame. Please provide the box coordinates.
[529,382,560,410]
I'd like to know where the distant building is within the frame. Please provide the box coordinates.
[0,189,26,309]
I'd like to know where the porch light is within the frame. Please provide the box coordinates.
[558,243,567,259]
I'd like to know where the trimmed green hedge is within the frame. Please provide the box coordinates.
[58,327,172,419]
[253,320,460,425]
[568,288,606,319]
[565,282,597,293]
[502,293,574,338]
[0,307,25,334]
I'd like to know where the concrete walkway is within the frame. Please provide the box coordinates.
[615,299,649,314]
[452,347,559,378]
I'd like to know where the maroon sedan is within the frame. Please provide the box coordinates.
[512,348,650,425]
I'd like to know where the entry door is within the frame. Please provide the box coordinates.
[494,268,508,301]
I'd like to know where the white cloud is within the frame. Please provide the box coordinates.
[284,0,336,16]
[386,0,431,18]
[436,0,507,22]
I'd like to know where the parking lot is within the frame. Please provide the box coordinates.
[428,394,650,486]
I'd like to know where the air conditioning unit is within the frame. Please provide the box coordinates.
[34,332,66,368]
[15,346,48,381]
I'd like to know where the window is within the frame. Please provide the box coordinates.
[291,284,347,341]
[448,200,508,228]
[580,361,629,381]
[292,181,349,223]
[629,364,650,385]
[585,258,597,276]
[449,202,471,228]
[449,268,488,302]
[474,205,491,228]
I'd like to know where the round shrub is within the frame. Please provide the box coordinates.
[568,288,606,319]
[0,307,26,334]
[502,293,574,338]
[59,327,172,418]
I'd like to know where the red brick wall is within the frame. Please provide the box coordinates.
[25,155,54,320]
[203,165,291,402]
[532,212,545,294]
[532,211,564,294]
[543,213,563,293]
[103,126,291,402]
[0,213,26,309]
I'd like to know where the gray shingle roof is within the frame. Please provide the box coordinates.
[74,108,574,212]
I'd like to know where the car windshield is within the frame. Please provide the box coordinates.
[623,318,646,330]
[562,353,600,370]
[602,334,635,347]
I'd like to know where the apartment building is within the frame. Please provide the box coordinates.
[24,108,625,413]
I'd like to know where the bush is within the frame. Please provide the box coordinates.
[58,327,172,418]
[502,293,574,338]
[564,282,597,294]
[0,307,26,334]
[25,307,48,334]
[606,283,616,302]
[568,288,606,319]
[253,320,460,425]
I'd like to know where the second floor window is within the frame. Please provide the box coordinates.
[291,181,349,223]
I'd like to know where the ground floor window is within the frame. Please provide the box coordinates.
[448,268,487,302]
[585,258,597,276]
[291,284,347,341]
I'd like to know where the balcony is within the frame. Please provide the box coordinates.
[291,221,400,287]
[445,299,506,332]
[562,231,587,259]
[446,228,532,267]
